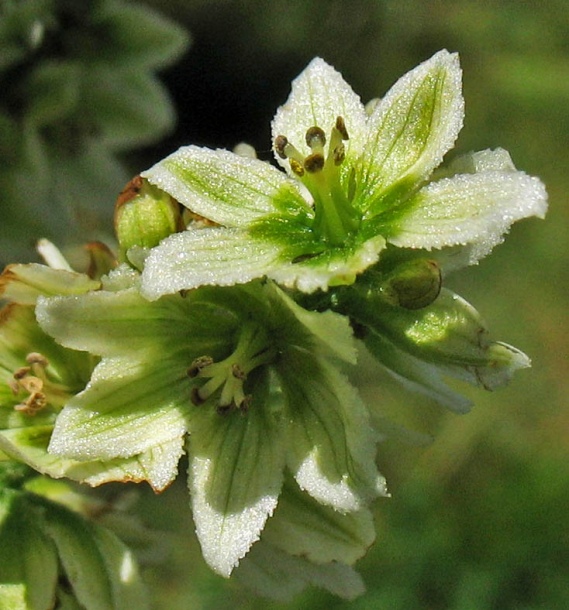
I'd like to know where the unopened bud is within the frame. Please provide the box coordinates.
[114,176,182,258]
[380,259,442,310]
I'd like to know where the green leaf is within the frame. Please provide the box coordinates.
[186,370,286,577]
[39,497,149,610]
[85,68,175,150]
[0,489,59,610]
[357,50,464,216]
[143,145,297,226]
[91,0,189,69]
[24,60,81,127]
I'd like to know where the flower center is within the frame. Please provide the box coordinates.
[188,323,275,415]
[10,352,73,416]
[275,116,359,246]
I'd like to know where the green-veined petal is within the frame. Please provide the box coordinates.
[140,228,284,299]
[271,57,367,175]
[263,477,375,564]
[186,371,285,577]
[268,235,386,294]
[385,168,547,263]
[0,425,183,491]
[0,264,100,305]
[235,540,365,602]
[142,145,297,226]
[47,355,189,462]
[278,355,385,512]
[37,288,236,357]
[357,50,464,216]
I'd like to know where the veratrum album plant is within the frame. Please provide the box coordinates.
[0,50,546,606]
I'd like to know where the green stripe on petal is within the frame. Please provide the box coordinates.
[271,57,367,176]
[48,356,188,461]
[385,169,548,263]
[0,425,183,491]
[263,477,375,565]
[37,288,235,357]
[268,235,386,294]
[234,540,366,601]
[186,371,285,577]
[278,354,385,512]
[357,50,464,216]
[140,228,284,299]
[142,145,293,226]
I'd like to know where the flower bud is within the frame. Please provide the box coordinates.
[114,175,182,258]
[379,258,442,310]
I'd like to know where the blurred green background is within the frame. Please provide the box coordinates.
[2,0,568,608]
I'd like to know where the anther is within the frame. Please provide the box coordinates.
[333,144,346,166]
[290,159,305,177]
[231,364,247,380]
[335,116,349,140]
[304,153,325,173]
[274,135,289,159]
[187,356,214,378]
[26,352,48,367]
[305,126,326,149]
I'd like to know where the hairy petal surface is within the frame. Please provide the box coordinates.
[357,49,464,216]
[142,145,294,226]
[271,57,368,175]
[186,374,285,577]
[386,170,548,263]
[278,355,386,512]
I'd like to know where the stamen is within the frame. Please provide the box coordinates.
[187,356,214,378]
[274,115,359,245]
[187,323,275,415]
[335,116,349,140]
[10,351,72,414]
[305,126,326,150]
[304,153,325,173]
[274,135,289,159]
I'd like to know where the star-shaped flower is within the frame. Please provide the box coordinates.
[36,272,386,579]
[138,50,546,300]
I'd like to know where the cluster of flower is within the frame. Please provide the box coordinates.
[0,50,546,602]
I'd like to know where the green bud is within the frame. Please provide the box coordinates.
[114,175,182,258]
[379,258,442,310]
